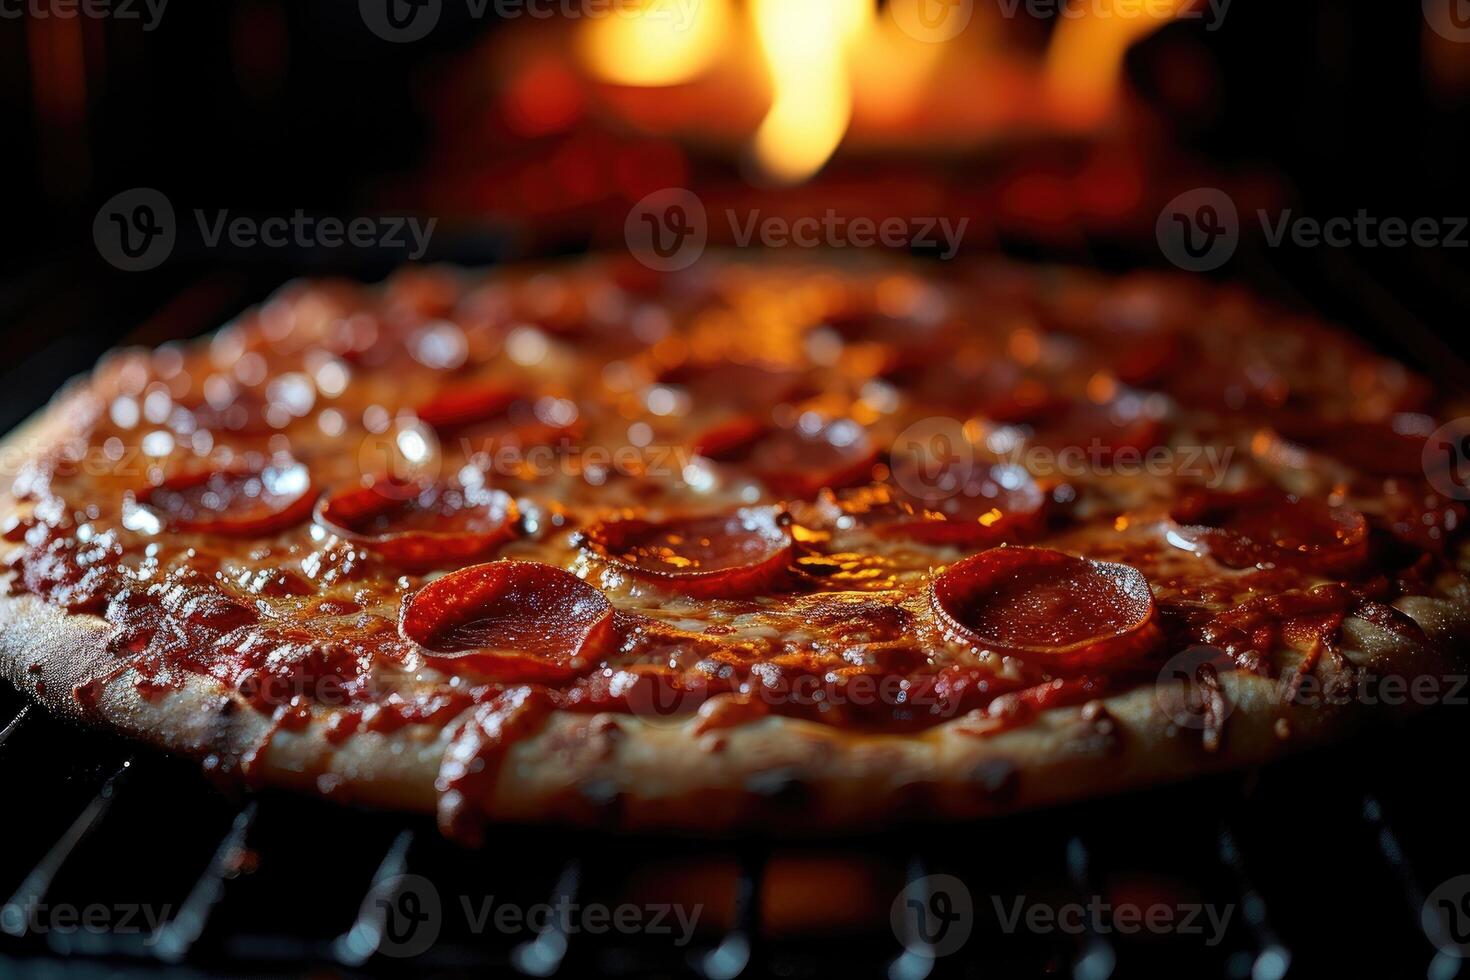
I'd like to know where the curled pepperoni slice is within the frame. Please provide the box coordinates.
[581,507,792,598]
[315,480,517,569]
[400,560,614,681]
[1169,489,1369,576]
[879,462,1046,546]
[930,547,1161,672]
[415,384,519,432]
[693,416,878,499]
[134,463,316,536]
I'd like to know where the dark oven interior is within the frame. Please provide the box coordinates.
[2,2,1470,977]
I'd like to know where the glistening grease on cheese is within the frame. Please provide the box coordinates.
[3,255,1463,832]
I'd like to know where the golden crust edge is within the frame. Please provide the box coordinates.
[4,378,1470,833]
[3,584,1468,834]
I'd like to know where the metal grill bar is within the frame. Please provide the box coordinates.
[1362,794,1463,980]
[1065,836,1116,980]
[152,802,259,964]
[1217,820,1291,980]
[887,854,935,980]
[332,828,416,967]
[511,856,581,977]
[0,705,30,749]
[1,759,135,940]
[694,848,764,980]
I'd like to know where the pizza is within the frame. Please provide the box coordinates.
[2,253,1467,844]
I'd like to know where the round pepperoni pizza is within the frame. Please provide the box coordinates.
[2,253,1467,842]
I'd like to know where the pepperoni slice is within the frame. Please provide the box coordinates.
[400,560,614,681]
[416,386,580,459]
[1375,482,1466,558]
[134,463,316,537]
[1271,414,1431,477]
[930,547,1162,672]
[693,417,878,499]
[692,416,767,461]
[657,362,815,413]
[1030,404,1165,464]
[1169,489,1369,576]
[581,507,792,598]
[415,384,519,432]
[184,392,277,437]
[314,480,518,569]
[878,462,1046,546]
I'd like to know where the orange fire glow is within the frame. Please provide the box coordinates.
[1044,0,1194,129]
[579,0,1190,183]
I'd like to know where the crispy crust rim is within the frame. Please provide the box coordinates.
[3,574,1468,834]
[4,378,1470,836]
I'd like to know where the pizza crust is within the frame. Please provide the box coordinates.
[4,576,1466,836]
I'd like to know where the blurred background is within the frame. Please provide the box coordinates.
[1,0,1468,426]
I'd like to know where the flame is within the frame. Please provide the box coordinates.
[1044,0,1192,128]
[749,0,874,184]
[576,0,1191,183]
[578,0,729,87]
